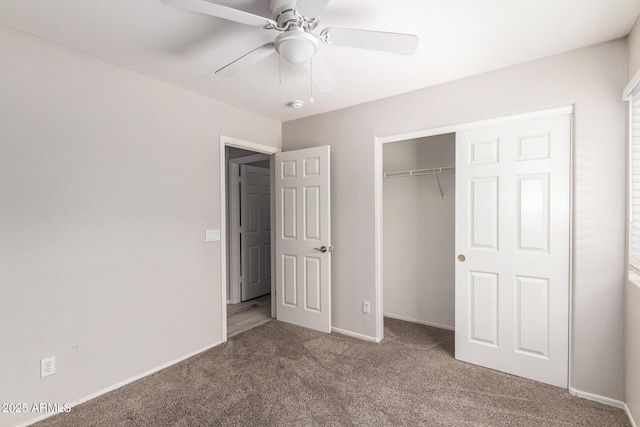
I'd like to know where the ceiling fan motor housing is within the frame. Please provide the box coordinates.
[270,0,298,26]
[270,0,319,65]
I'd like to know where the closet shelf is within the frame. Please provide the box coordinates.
[383,166,455,199]
[383,166,455,178]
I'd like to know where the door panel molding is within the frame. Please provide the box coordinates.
[275,145,331,333]
[455,114,570,387]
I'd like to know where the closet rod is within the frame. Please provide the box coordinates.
[382,166,455,179]
[383,166,455,199]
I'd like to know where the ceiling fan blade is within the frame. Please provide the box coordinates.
[307,52,337,93]
[294,0,330,18]
[162,0,276,28]
[321,27,419,55]
[216,43,277,76]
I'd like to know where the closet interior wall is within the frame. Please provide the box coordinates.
[383,133,456,329]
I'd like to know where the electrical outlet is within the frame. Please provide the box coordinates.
[363,301,371,314]
[41,356,55,378]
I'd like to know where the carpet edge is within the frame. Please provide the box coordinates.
[17,339,225,427]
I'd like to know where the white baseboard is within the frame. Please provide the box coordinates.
[384,313,455,331]
[20,340,224,427]
[625,403,638,427]
[568,387,625,409]
[331,326,380,342]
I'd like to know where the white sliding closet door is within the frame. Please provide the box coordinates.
[455,113,570,387]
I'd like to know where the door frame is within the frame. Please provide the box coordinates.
[373,105,574,384]
[228,153,271,304]
[220,135,280,341]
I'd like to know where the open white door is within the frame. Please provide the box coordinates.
[240,164,271,301]
[275,146,331,333]
[455,114,570,387]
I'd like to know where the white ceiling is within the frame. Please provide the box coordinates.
[1,0,639,122]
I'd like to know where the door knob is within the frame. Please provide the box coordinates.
[457,254,466,262]
[314,246,328,253]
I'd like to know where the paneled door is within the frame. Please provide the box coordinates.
[275,146,331,333]
[455,114,570,387]
[240,164,271,301]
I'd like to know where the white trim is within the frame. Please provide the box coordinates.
[568,387,625,409]
[630,99,635,225]
[220,135,280,341]
[269,155,276,317]
[624,67,640,100]
[377,105,574,144]
[228,162,241,305]
[625,403,638,427]
[373,138,384,342]
[567,112,575,391]
[223,136,280,155]
[19,340,224,427]
[384,313,455,331]
[331,326,381,342]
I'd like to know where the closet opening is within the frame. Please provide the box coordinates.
[382,133,456,333]
[376,107,572,387]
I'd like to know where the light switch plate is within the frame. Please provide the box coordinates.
[205,229,220,242]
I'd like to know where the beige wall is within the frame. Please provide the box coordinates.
[628,16,640,80]
[0,27,280,427]
[383,135,455,329]
[626,15,640,426]
[283,39,628,400]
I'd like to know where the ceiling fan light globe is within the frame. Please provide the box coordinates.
[275,31,318,65]
[279,39,316,64]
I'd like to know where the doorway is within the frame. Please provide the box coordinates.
[227,148,271,304]
[382,134,456,330]
[220,136,279,340]
[226,147,273,337]
[220,136,333,339]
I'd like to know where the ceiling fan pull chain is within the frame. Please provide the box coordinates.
[279,54,282,85]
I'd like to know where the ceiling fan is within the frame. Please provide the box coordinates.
[161,0,420,92]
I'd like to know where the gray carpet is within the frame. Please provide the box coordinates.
[36,318,629,426]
